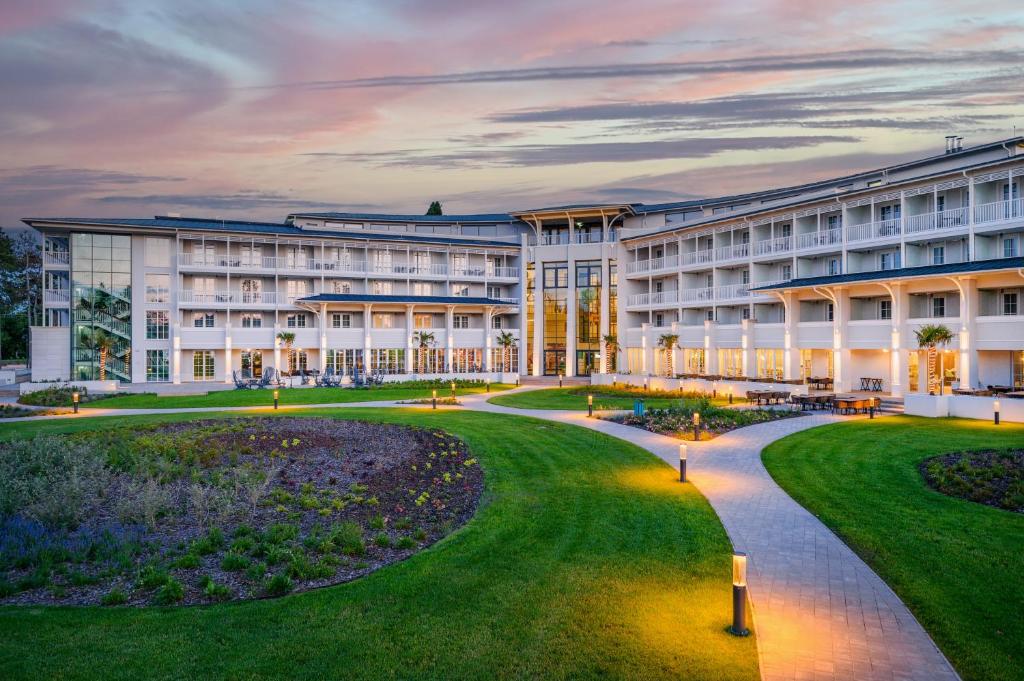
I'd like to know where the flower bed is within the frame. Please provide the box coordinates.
[920,450,1024,513]
[0,418,483,605]
[605,397,800,440]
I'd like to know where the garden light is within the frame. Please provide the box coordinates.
[679,443,687,483]
[587,394,594,417]
[559,373,563,388]
[693,411,701,440]
[612,374,617,387]
[72,391,80,414]
[730,551,749,636]
[485,378,490,393]
[432,389,438,410]
[728,388,733,404]
[994,399,1000,425]
[273,389,279,410]
[643,377,648,391]
[450,381,456,397]
[516,377,520,387]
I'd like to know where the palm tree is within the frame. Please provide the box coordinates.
[495,331,517,372]
[914,324,954,394]
[602,334,619,373]
[657,333,679,377]
[412,330,436,373]
[276,331,296,374]
[81,328,114,380]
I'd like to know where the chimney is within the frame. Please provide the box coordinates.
[956,136,964,152]
[944,136,956,154]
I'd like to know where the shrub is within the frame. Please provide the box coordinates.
[264,523,298,545]
[172,553,200,569]
[245,562,267,582]
[190,528,226,556]
[330,522,365,556]
[137,565,169,591]
[199,575,231,601]
[264,573,293,597]
[100,587,128,606]
[220,552,250,571]
[373,532,391,548]
[18,385,89,407]
[153,577,184,605]
[395,536,416,549]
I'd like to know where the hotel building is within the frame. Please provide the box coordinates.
[27,136,1024,395]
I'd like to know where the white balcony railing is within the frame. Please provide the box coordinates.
[974,197,1024,225]
[904,206,969,235]
[680,286,715,303]
[715,283,749,300]
[754,235,792,256]
[796,227,842,250]
[43,289,70,304]
[43,251,70,266]
[715,243,750,261]
[179,290,280,305]
[682,250,714,267]
[540,232,570,246]
[846,218,902,242]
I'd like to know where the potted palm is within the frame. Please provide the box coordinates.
[495,331,517,372]
[412,330,436,374]
[914,323,954,395]
[276,331,296,381]
[657,333,679,377]
[602,334,619,374]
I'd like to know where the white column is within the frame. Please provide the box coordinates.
[833,287,852,392]
[565,257,576,377]
[273,323,282,373]
[172,324,181,384]
[363,304,372,374]
[599,258,610,373]
[445,305,454,372]
[533,264,543,376]
[704,318,718,375]
[319,303,327,373]
[741,317,756,378]
[641,322,651,375]
[889,283,907,397]
[484,307,494,372]
[782,291,800,381]
[958,277,978,390]
[223,324,233,383]
[405,305,415,373]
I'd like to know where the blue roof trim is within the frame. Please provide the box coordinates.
[22,216,519,248]
[297,294,517,305]
[752,256,1024,291]
[288,212,521,224]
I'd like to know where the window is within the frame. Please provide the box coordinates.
[287,350,308,374]
[741,269,750,284]
[487,285,501,299]
[193,351,215,381]
[146,310,168,339]
[781,264,792,280]
[412,282,433,296]
[937,195,946,213]
[1003,292,1019,316]
[241,350,263,378]
[880,252,894,270]
[369,348,405,374]
[372,313,394,329]
[145,274,169,303]
[414,314,432,329]
[325,349,363,376]
[932,297,945,318]
[144,237,170,267]
[331,280,352,294]
[146,349,169,382]
[451,284,469,297]
[371,280,392,295]
[453,314,470,329]
[826,303,834,322]
[932,246,945,265]
[827,214,841,230]
[286,280,308,300]
[452,253,468,274]
[286,313,307,328]
[193,312,215,328]
[240,279,261,303]
[879,299,892,320]
[705,310,714,321]
[491,316,502,329]
[332,313,352,328]
[655,313,664,327]
[654,280,663,293]
[241,313,262,328]
[1004,238,1018,258]
[828,258,841,276]
[741,307,751,320]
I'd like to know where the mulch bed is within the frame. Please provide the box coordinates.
[919,449,1024,513]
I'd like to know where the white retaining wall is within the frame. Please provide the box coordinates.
[905,393,1024,423]
[592,373,809,396]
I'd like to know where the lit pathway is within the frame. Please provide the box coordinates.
[0,389,960,681]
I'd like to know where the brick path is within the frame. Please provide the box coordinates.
[2,389,961,680]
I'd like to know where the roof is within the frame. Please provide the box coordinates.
[508,203,637,215]
[287,212,521,224]
[296,294,517,306]
[752,256,1024,291]
[22,216,519,248]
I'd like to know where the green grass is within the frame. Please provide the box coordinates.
[0,408,757,680]
[762,416,1024,681]
[489,387,729,411]
[82,383,514,410]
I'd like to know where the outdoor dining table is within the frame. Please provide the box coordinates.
[1004,391,1024,399]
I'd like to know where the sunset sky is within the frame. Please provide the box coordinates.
[2,0,1023,227]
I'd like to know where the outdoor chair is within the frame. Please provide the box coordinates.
[232,370,251,390]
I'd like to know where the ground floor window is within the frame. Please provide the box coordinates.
[193,350,215,381]
[287,350,308,374]
[756,348,784,380]
[626,348,643,374]
[413,348,446,373]
[490,347,518,373]
[718,348,743,377]
[325,349,362,375]
[452,348,483,373]
[146,349,169,382]
[242,350,263,378]
[683,348,705,374]
[369,348,405,374]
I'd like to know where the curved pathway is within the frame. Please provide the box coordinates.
[1,389,960,681]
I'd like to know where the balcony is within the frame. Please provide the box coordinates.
[715,283,750,301]
[795,228,842,251]
[715,243,750,262]
[625,254,679,276]
[846,218,902,243]
[753,235,792,257]
[974,197,1024,229]
[625,290,679,308]
[681,249,714,268]
[904,207,969,237]
[43,251,70,267]
[179,290,280,306]
[43,289,70,305]
[680,286,715,304]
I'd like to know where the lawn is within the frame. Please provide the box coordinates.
[82,383,514,410]
[0,409,757,680]
[488,386,729,411]
[762,416,1024,681]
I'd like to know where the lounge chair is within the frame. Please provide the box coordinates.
[233,370,251,390]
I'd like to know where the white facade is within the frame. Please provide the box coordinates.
[28,137,1024,392]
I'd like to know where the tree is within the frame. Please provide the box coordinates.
[914,324,954,394]
[495,331,517,372]
[276,331,296,374]
[412,330,436,373]
[80,328,115,380]
[657,333,679,377]
[602,333,619,373]
[0,229,41,361]
[426,201,443,216]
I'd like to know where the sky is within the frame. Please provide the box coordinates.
[1,0,1023,228]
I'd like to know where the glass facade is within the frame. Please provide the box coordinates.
[71,233,131,381]
[607,261,617,372]
[575,260,601,376]
[756,348,784,380]
[542,263,568,375]
[526,264,535,374]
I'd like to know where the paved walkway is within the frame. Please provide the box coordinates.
[0,389,960,681]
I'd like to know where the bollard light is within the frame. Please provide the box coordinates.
[450,381,456,398]
[693,411,701,441]
[612,374,617,387]
[72,391,80,414]
[679,443,687,483]
[273,389,279,410]
[485,379,490,393]
[587,394,594,418]
[516,376,520,387]
[994,399,1000,425]
[559,373,563,388]
[432,389,438,410]
[643,378,649,391]
[728,388,733,404]
[730,551,750,636]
